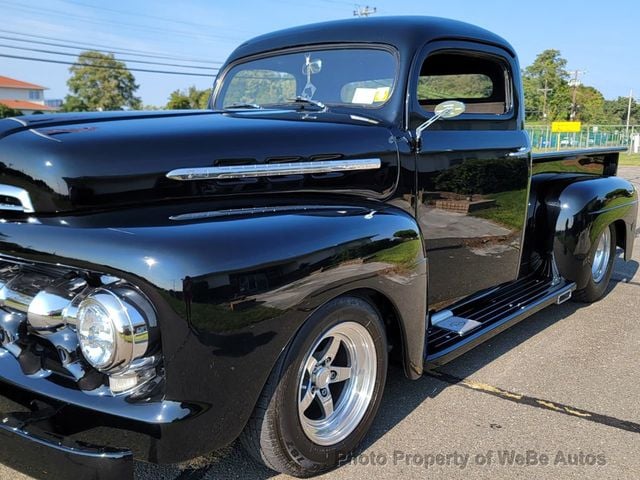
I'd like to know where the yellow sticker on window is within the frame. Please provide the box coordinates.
[373,87,390,102]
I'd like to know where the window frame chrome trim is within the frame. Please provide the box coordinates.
[166,158,382,181]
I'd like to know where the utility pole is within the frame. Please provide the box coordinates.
[568,69,585,121]
[625,89,633,140]
[353,5,377,17]
[538,76,553,120]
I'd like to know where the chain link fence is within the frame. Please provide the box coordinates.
[526,124,638,151]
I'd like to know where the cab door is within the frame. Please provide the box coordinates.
[411,41,531,310]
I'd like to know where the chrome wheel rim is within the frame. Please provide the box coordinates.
[592,228,611,284]
[297,321,377,446]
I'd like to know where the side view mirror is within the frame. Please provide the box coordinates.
[415,100,466,151]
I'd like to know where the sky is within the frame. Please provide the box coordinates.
[1,0,638,107]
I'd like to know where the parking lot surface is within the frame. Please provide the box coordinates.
[3,167,639,480]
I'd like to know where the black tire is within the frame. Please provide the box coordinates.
[574,223,616,303]
[240,296,388,477]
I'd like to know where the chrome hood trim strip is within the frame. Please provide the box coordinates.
[166,158,381,181]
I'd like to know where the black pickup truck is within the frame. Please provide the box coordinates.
[0,16,637,479]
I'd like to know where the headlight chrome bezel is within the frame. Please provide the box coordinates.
[77,286,152,374]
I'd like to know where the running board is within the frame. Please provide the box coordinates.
[425,276,576,366]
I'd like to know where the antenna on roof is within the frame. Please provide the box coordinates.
[353,5,377,17]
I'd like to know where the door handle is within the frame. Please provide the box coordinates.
[506,147,531,159]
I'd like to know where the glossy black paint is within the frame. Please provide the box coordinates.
[0,111,399,213]
[222,16,514,127]
[411,39,530,308]
[0,15,636,473]
[528,173,637,288]
[0,197,426,461]
[522,148,637,286]
[0,415,132,480]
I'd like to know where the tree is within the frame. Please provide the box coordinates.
[166,86,210,109]
[574,85,606,123]
[603,96,639,125]
[522,49,572,121]
[0,104,22,118]
[64,51,141,111]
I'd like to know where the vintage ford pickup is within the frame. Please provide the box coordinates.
[0,16,637,479]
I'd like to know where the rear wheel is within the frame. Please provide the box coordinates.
[574,224,616,303]
[240,296,387,477]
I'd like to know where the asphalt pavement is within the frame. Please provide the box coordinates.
[3,166,639,480]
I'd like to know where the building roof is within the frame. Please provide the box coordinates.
[0,75,47,90]
[0,99,56,111]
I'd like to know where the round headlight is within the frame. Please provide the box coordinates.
[77,287,153,373]
[77,299,116,369]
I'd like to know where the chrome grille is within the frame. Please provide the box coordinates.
[0,257,161,397]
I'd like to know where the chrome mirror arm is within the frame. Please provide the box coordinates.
[415,108,451,151]
[413,100,466,152]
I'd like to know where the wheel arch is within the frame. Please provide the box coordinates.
[345,288,410,376]
[552,176,638,289]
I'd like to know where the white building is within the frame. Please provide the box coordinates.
[0,75,58,114]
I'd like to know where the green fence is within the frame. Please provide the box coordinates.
[526,124,637,150]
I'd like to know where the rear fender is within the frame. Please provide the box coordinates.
[553,176,637,288]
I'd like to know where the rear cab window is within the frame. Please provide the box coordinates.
[418,52,512,116]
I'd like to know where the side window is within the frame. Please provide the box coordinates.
[418,52,511,115]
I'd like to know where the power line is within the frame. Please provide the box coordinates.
[317,0,359,6]
[0,31,220,64]
[58,0,256,36]
[0,43,217,70]
[0,1,243,44]
[0,53,217,77]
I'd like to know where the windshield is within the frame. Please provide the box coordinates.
[216,47,397,110]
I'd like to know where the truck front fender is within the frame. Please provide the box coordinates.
[0,199,426,461]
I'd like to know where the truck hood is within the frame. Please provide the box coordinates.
[0,110,399,213]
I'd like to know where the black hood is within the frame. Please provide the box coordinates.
[0,110,399,213]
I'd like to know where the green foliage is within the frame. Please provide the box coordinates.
[222,70,296,107]
[166,86,211,110]
[603,96,639,124]
[434,158,529,195]
[64,51,141,111]
[523,49,636,125]
[418,74,493,100]
[574,85,606,123]
[472,189,529,230]
[371,239,421,270]
[523,49,572,121]
[0,104,22,118]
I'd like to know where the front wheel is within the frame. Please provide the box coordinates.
[574,223,616,303]
[240,296,388,477]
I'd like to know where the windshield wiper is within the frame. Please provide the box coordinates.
[285,96,326,111]
[225,103,263,110]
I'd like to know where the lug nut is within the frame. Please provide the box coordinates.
[321,388,328,396]
[330,371,337,380]
[325,357,332,364]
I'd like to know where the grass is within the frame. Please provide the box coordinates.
[160,290,282,332]
[471,189,528,230]
[619,153,640,166]
[532,158,604,175]
[371,239,421,269]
